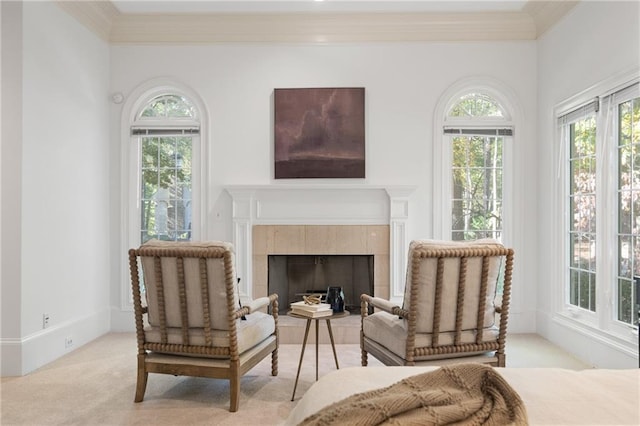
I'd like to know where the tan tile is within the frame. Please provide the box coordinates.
[335,225,368,254]
[367,225,390,254]
[254,284,268,299]
[305,225,338,254]
[252,225,268,255]
[374,254,390,298]
[252,255,269,297]
[273,226,305,253]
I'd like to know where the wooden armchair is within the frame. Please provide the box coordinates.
[128,240,278,412]
[361,239,513,367]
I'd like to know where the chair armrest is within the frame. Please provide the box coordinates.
[245,296,272,313]
[361,294,409,318]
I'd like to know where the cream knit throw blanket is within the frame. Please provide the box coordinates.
[299,363,528,425]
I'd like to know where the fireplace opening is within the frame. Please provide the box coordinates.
[268,255,374,314]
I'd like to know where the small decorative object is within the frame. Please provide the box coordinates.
[326,286,344,313]
[303,294,323,305]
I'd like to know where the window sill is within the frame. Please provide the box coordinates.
[553,311,638,355]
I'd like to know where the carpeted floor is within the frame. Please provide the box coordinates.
[0,333,590,426]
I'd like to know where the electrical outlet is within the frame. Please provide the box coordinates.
[43,314,50,329]
[65,337,73,349]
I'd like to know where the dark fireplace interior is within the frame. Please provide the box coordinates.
[268,255,374,314]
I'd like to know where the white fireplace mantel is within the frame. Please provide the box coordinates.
[225,185,415,304]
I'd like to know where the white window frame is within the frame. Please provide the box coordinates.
[553,69,639,343]
[119,78,209,310]
[433,77,518,247]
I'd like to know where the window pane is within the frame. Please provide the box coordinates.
[617,278,633,325]
[450,135,503,241]
[568,113,597,312]
[617,96,640,324]
[448,93,505,118]
[139,136,192,242]
[570,270,579,306]
[139,94,195,120]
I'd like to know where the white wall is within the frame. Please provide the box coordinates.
[537,1,640,367]
[0,1,112,375]
[109,41,538,333]
[1,0,24,375]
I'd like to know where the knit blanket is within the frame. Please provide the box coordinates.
[298,363,528,425]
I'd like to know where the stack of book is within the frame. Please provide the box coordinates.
[290,301,333,318]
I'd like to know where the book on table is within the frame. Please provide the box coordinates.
[290,307,333,318]
[290,301,331,312]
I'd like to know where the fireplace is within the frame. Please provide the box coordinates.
[225,185,415,308]
[252,224,390,309]
[268,254,374,314]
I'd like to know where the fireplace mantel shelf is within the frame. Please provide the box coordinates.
[224,184,416,195]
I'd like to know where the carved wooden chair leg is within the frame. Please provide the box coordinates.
[271,348,278,376]
[229,375,240,412]
[134,355,148,403]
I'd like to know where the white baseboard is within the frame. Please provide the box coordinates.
[1,308,111,376]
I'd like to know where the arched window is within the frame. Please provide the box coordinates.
[434,81,516,244]
[119,80,207,310]
[445,92,511,241]
[132,94,199,243]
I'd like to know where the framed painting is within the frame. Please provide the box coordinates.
[274,87,365,179]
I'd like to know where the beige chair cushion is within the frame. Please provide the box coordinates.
[403,239,503,334]
[363,311,499,361]
[140,240,240,331]
[144,311,276,356]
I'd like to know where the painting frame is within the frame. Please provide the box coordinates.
[274,87,365,179]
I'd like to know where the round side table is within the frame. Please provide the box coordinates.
[288,310,350,401]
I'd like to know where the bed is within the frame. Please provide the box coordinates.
[285,366,640,425]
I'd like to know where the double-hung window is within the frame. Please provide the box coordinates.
[130,93,200,244]
[558,78,639,333]
[444,92,513,242]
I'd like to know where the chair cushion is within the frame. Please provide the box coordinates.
[363,311,499,361]
[140,240,239,331]
[144,311,276,356]
[403,239,503,334]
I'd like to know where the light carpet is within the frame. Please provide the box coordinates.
[0,333,590,426]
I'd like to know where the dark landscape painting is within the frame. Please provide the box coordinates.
[274,87,365,179]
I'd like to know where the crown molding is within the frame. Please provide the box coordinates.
[55,1,118,41]
[110,12,536,44]
[523,0,579,37]
[54,1,579,44]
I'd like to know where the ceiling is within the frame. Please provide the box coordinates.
[56,0,579,43]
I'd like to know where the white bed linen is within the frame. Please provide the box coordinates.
[285,366,640,425]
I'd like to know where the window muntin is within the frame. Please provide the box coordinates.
[568,115,597,312]
[617,95,640,325]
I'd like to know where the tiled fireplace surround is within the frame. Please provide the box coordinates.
[226,186,415,310]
